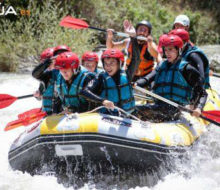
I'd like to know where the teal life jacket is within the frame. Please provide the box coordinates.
[100,70,135,115]
[153,59,192,105]
[56,67,93,112]
[182,45,210,89]
[42,70,59,114]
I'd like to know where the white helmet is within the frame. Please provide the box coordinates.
[174,15,190,27]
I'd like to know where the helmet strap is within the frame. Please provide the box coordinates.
[73,66,80,75]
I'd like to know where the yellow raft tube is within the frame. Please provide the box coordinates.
[8,89,220,174]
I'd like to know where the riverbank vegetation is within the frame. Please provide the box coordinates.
[0,0,219,72]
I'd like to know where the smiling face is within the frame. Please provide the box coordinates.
[136,25,149,37]
[136,25,150,44]
[83,60,97,72]
[60,68,74,81]
[103,58,120,76]
[164,46,179,63]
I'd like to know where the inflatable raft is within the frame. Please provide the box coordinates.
[8,89,220,175]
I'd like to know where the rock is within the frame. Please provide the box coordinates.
[209,54,220,72]
[17,55,39,74]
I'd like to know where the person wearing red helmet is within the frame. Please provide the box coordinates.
[169,29,210,89]
[54,52,95,113]
[81,51,102,74]
[32,45,72,115]
[106,20,162,82]
[135,34,207,121]
[157,33,169,58]
[80,49,135,115]
[40,47,55,61]
[53,45,71,56]
[33,47,55,104]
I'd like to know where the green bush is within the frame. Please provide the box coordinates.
[0,0,219,72]
[0,1,98,72]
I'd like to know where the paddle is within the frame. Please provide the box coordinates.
[4,108,47,131]
[0,94,33,109]
[134,93,153,101]
[213,73,220,78]
[60,16,130,38]
[134,86,220,126]
[202,110,220,123]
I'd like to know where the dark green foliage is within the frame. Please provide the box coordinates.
[0,1,98,72]
[0,0,219,72]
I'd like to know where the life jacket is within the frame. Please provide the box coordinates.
[126,42,154,76]
[56,67,92,112]
[42,70,59,114]
[182,45,210,89]
[153,59,192,105]
[100,70,135,114]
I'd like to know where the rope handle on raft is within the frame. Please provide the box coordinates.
[83,106,141,121]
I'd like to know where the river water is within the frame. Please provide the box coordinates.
[0,46,220,190]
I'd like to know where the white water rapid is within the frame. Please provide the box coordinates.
[0,48,220,189]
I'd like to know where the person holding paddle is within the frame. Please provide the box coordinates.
[80,49,135,116]
[54,52,95,114]
[106,20,162,82]
[135,34,207,121]
[32,45,71,115]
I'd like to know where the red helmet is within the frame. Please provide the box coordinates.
[161,34,183,49]
[101,49,124,67]
[158,34,168,54]
[40,47,54,61]
[55,52,79,70]
[53,45,71,56]
[82,51,99,63]
[169,29,189,42]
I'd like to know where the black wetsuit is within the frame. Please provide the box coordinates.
[80,70,122,104]
[182,43,208,83]
[32,59,62,114]
[125,37,141,82]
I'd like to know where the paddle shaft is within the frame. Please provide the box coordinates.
[17,94,33,100]
[134,93,153,101]
[60,16,141,38]
[213,73,220,78]
[89,26,106,33]
[134,86,220,126]
[89,26,129,38]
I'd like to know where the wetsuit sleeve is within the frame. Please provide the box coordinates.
[125,37,141,82]
[187,52,205,82]
[38,83,45,95]
[32,59,52,86]
[136,69,157,87]
[82,72,96,88]
[182,64,207,110]
[80,75,105,103]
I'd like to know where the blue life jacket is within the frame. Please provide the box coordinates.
[56,67,93,112]
[100,70,135,115]
[153,59,192,105]
[42,70,59,114]
[182,45,210,89]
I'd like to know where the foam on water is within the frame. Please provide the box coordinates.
[0,73,219,190]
